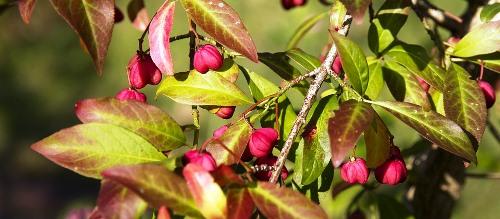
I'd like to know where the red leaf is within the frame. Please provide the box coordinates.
[183,163,227,219]
[206,119,252,165]
[227,188,255,219]
[149,1,175,75]
[127,0,149,31]
[328,100,375,167]
[91,180,147,219]
[18,0,37,24]
[50,0,114,74]
[157,206,171,219]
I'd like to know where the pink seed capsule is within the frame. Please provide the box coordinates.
[215,106,235,119]
[478,80,496,108]
[193,45,223,73]
[248,128,278,158]
[340,157,369,184]
[182,150,217,172]
[127,53,162,89]
[115,88,147,103]
[375,158,407,185]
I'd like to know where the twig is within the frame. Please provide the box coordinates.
[410,0,462,35]
[269,15,353,183]
[466,172,500,179]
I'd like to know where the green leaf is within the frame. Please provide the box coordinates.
[339,0,372,23]
[206,119,252,165]
[243,69,279,101]
[328,100,375,167]
[466,52,500,73]
[365,57,384,100]
[329,1,348,30]
[286,49,321,72]
[18,0,37,24]
[50,0,114,74]
[364,113,391,168]
[331,32,370,94]
[227,188,255,219]
[444,63,487,142]
[258,52,301,80]
[368,0,410,54]
[149,0,175,75]
[157,70,253,106]
[376,195,413,219]
[480,3,500,22]
[372,101,477,162]
[180,0,258,62]
[91,179,147,219]
[385,42,445,91]
[295,95,338,185]
[248,182,328,219]
[31,123,166,179]
[102,163,202,217]
[287,11,328,50]
[453,21,500,57]
[75,98,186,151]
[383,60,431,109]
[214,58,239,83]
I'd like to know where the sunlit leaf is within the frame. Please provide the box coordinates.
[248,182,328,219]
[372,101,477,162]
[91,179,147,219]
[365,57,384,100]
[180,0,258,62]
[453,21,500,57]
[364,113,391,168]
[286,49,321,72]
[157,70,253,106]
[328,100,375,167]
[227,188,255,219]
[18,0,37,24]
[368,0,410,54]
[149,1,175,75]
[329,1,348,30]
[50,0,114,74]
[102,163,201,217]
[383,59,431,109]
[480,3,500,22]
[295,95,338,185]
[75,98,186,151]
[206,119,252,165]
[444,63,486,142]
[127,0,149,31]
[385,42,445,91]
[287,12,328,50]
[331,32,370,95]
[183,163,227,219]
[339,0,372,23]
[214,58,239,83]
[31,123,166,179]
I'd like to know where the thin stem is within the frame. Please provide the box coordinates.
[192,106,200,147]
[138,12,157,53]
[269,15,353,183]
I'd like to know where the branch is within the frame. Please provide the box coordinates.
[269,14,353,183]
[410,0,462,34]
[467,172,500,180]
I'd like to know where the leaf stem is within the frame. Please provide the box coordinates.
[269,14,353,183]
[138,12,157,53]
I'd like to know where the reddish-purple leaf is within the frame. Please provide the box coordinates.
[180,0,258,62]
[206,119,252,165]
[364,113,391,168]
[102,163,202,217]
[90,179,147,219]
[339,0,372,23]
[328,100,375,167]
[227,188,255,219]
[127,0,149,31]
[18,0,37,24]
[157,206,171,219]
[248,182,328,219]
[183,163,227,219]
[50,0,114,74]
[149,1,175,75]
[75,98,186,151]
[31,123,165,179]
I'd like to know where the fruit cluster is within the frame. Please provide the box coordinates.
[340,146,408,186]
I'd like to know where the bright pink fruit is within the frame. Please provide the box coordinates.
[375,158,407,185]
[115,88,147,103]
[215,106,235,119]
[213,125,228,138]
[479,80,496,108]
[281,0,307,10]
[417,77,430,92]
[332,56,342,75]
[182,150,217,172]
[248,128,278,158]
[193,45,223,74]
[127,53,162,89]
[254,156,288,181]
[340,157,369,184]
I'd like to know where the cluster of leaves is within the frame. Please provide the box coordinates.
[11,0,498,218]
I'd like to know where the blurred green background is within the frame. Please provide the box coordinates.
[0,0,498,218]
